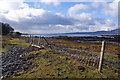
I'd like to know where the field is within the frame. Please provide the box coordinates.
[1,36,119,79]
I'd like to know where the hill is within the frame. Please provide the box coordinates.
[64,28,120,35]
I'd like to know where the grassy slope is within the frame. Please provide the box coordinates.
[1,36,119,78]
[1,36,30,53]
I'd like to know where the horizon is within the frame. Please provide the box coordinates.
[0,0,119,34]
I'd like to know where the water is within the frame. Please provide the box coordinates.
[38,33,119,45]
[40,34,94,37]
[76,40,119,45]
[35,33,114,37]
[22,33,119,45]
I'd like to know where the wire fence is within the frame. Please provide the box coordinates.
[22,35,119,72]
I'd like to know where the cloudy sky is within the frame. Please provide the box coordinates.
[0,0,119,34]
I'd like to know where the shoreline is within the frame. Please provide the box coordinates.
[45,35,120,44]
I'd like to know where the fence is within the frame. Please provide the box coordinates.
[22,35,113,73]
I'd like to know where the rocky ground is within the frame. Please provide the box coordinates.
[1,46,37,78]
[0,36,119,79]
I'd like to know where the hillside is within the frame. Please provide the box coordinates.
[64,28,120,35]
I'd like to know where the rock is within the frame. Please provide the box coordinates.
[75,66,85,72]
[52,77,55,79]
[51,74,55,76]
[46,74,49,75]
[65,76,68,79]
[1,46,43,78]
[64,71,66,72]
[27,62,32,65]
[57,73,61,76]
[14,73,21,76]
[57,68,60,70]
[27,54,35,60]
[23,67,29,71]
[4,75,10,78]
[65,57,69,60]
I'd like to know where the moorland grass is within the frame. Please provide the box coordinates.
[2,36,119,78]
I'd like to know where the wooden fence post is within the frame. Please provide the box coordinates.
[38,35,40,46]
[43,36,52,50]
[32,35,33,44]
[24,36,26,42]
[33,36,35,45]
[29,35,31,44]
[30,35,32,44]
[98,41,105,73]
[26,35,29,43]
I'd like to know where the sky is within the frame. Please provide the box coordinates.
[0,0,119,34]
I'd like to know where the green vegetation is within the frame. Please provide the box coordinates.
[1,36,30,53]
[9,38,30,47]
[12,50,104,78]
[1,36,119,78]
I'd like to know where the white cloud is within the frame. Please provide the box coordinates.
[119,1,120,26]
[0,0,28,12]
[0,2,75,33]
[67,2,118,32]
[2,8,46,22]
[40,0,60,6]
[0,0,118,34]
[0,0,71,34]
[102,0,118,17]
[68,4,89,17]
[68,4,95,26]
[55,13,65,17]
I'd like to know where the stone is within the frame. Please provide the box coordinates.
[52,77,55,79]
[57,68,60,70]
[51,74,55,76]
[75,66,85,72]
[65,57,69,60]
[57,73,61,76]
[14,73,21,76]
[65,76,68,79]
[46,74,49,75]
[27,62,32,65]
[64,71,66,72]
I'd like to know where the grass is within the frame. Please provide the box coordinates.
[1,36,119,78]
[9,38,30,47]
[50,39,119,54]
[1,36,30,53]
[12,49,105,78]
[12,48,119,78]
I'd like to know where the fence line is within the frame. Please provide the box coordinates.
[23,35,106,71]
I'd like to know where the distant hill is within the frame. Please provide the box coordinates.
[64,28,120,35]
